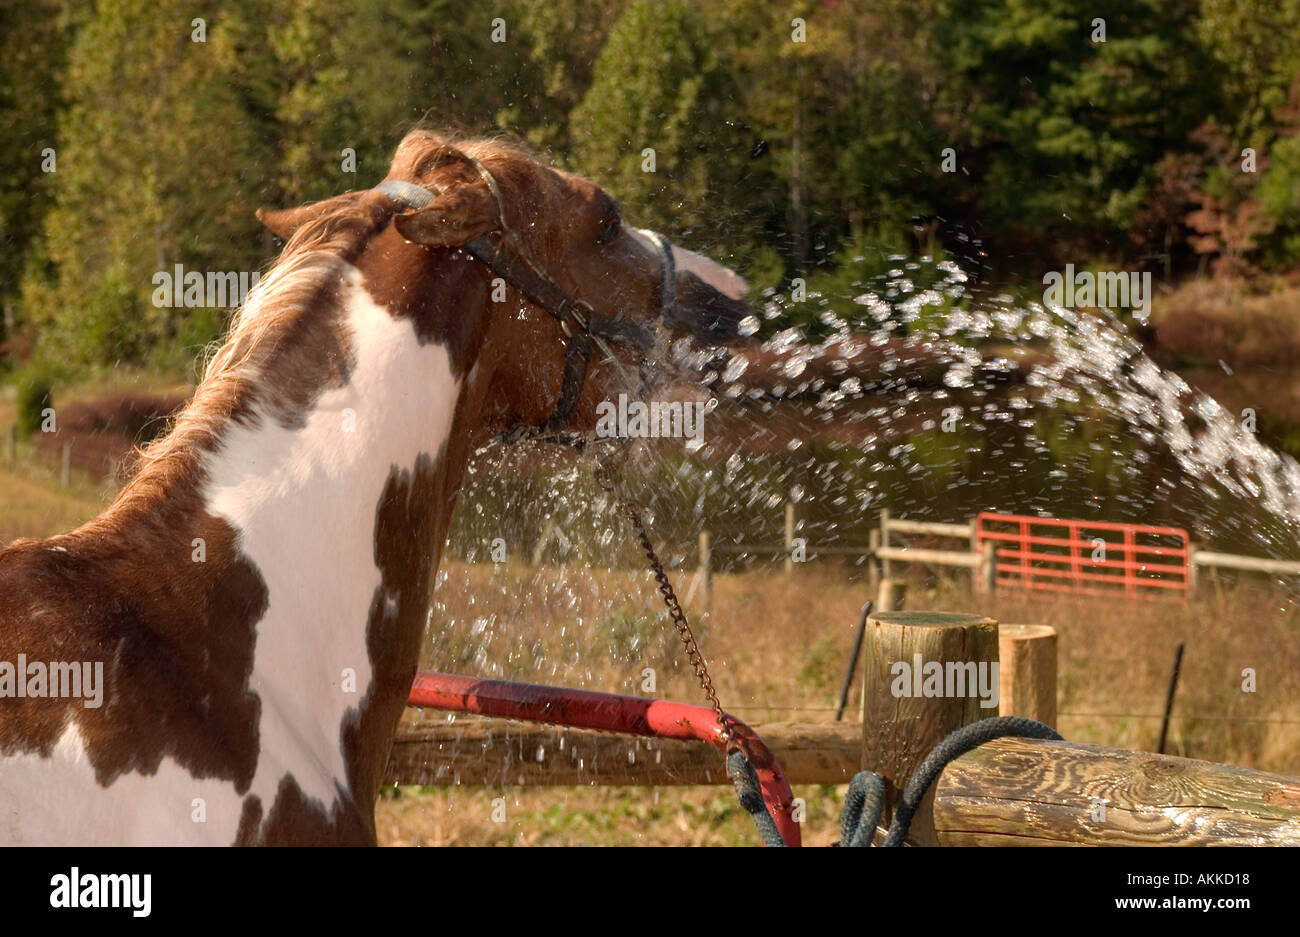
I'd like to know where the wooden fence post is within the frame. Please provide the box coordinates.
[867,528,881,587]
[784,501,795,575]
[879,508,892,578]
[997,624,1058,728]
[978,539,996,593]
[876,578,906,612]
[861,610,999,845]
[859,582,906,722]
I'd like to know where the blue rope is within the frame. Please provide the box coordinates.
[729,715,1064,847]
[726,751,787,847]
[841,769,887,848]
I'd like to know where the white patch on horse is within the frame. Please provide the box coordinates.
[53,719,84,762]
[0,720,237,845]
[203,266,459,830]
[0,267,459,845]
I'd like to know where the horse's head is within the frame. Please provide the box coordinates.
[258,131,751,446]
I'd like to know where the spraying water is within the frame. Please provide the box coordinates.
[423,253,1300,722]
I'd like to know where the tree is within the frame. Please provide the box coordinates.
[266,0,501,205]
[1195,0,1300,144]
[22,0,269,369]
[503,0,627,157]
[933,0,1216,276]
[0,0,86,359]
[571,0,754,253]
[1256,75,1300,268]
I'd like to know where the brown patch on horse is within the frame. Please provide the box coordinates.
[0,179,397,794]
[353,229,492,378]
[344,451,446,813]
[0,499,266,791]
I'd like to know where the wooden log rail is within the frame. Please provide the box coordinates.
[934,737,1300,846]
[385,720,861,788]
[388,608,1300,845]
[1191,550,1300,576]
[384,719,1300,845]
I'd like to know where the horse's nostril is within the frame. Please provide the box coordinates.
[669,273,750,345]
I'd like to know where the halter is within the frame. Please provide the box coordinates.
[380,169,732,761]
[378,162,676,445]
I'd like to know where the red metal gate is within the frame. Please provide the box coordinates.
[408,671,801,846]
[975,512,1190,599]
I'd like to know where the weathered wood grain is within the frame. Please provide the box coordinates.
[933,736,1300,845]
[861,611,1000,845]
[997,624,1058,727]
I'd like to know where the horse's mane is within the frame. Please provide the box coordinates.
[206,128,539,387]
[121,129,539,494]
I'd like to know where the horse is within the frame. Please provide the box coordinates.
[0,130,750,845]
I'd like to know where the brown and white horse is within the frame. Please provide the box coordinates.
[0,131,749,845]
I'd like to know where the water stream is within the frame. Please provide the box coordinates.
[414,254,1300,819]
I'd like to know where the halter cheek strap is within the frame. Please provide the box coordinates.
[377,167,676,444]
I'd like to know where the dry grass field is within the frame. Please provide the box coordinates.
[4,383,1298,846]
[376,559,1300,845]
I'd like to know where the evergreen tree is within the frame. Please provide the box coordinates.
[503,0,627,157]
[22,0,269,369]
[933,0,1215,274]
[571,0,753,255]
[0,0,86,355]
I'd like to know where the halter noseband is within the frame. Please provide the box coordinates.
[378,162,676,444]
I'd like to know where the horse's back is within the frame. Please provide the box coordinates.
[0,539,235,845]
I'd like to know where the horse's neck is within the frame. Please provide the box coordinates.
[113,263,467,829]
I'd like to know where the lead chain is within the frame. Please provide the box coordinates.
[595,463,736,750]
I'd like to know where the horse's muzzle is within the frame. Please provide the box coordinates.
[666,271,752,345]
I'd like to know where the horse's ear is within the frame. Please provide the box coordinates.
[255,192,360,239]
[390,148,499,248]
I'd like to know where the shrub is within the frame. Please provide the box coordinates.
[15,364,55,439]
[797,632,842,696]
[1151,279,1300,368]
[79,264,148,367]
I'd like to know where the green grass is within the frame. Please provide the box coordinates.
[0,465,104,544]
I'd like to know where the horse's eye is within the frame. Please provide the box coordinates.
[598,214,621,244]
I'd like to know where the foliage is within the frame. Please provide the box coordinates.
[933,0,1217,271]
[2,0,1300,375]
[15,363,55,439]
[572,0,752,249]
[796,631,841,695]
